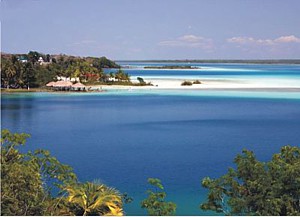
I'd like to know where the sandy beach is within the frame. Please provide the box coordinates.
[91,77,300,91]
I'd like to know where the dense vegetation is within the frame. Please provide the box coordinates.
[201,146,300,215]
[1,51,123,89]
[0,129,123,216]
[141,178,177,215]
[1,129,299,215]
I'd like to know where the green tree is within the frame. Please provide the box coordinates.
[64,181,123,216]
[114,69,130,82]
[141,178,177,216]
[1,130,45,215]
[1,59,16,88]
[109,72,115,80]
[27,51,40,64]
[200,146,300,215]
[137,77,146,85]
[1,130,77,215]
[23,62,38,88]
[46,54,51,62]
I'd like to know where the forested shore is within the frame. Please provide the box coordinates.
[1,51,120,89]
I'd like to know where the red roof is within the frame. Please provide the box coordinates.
[46,81,56,87]
[53,81,73,87]
[72,82,86,88]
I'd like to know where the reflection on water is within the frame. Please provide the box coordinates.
[1,96,35,132]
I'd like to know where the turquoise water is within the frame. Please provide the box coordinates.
[105,62,300,89]
[1,63,300,215]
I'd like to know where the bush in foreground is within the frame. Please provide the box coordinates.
[0,129,124,216]
[200,146,300,216]
[141,178,177,216]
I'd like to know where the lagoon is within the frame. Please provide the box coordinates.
[1,63,300,215]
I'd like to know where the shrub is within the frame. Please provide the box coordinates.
[141,178,176,216]
[181,81,193,86]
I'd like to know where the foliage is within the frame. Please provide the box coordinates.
[200,146,300,216]
[115,69,130,82]
[141,178,177,216]
[1,130,45,215]
[181,81,193,86]
[137,77,146,84]
[87,56,120,69]
[27,149,77,194]
[1,129,124,216]
[1,52,120,89]
[63,181,123,216]
[122,192,134,204]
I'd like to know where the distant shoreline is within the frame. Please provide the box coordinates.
[116,59,300,65]
[144,65,199,69]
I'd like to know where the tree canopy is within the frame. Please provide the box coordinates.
[141,178,177,216]
[1,52,120,89]
[0,129,124,216]
[200,146,300,216]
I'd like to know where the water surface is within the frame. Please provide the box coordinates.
[2,63,300,215]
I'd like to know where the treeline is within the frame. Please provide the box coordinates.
[1,130,299,216]
[1,51,121,89]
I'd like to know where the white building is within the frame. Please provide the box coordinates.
[38,57,44,65]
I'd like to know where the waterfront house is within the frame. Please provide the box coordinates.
[46,81,56,87]
[71,82,86,91]
[46,81,87,91]
[51,81,73,91]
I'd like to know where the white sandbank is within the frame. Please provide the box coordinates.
[91,77,300,91]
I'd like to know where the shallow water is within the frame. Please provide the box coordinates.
[2,63,300,215]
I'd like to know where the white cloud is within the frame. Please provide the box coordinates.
[274,35,300,43]
[227,35,300,46]
[159,35,214,51]
[179,35,204,43]
[227,37,255,44]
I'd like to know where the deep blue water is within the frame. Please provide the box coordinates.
[2,93,300,215]
[1,63,300,215]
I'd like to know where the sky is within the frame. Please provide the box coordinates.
[1,0,300,60]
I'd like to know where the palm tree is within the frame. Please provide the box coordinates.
[115,70,123,82]
[3,61,16,88]
[65,181,123,216]
[123,72,130,82]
